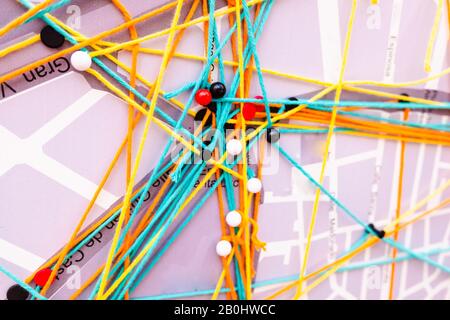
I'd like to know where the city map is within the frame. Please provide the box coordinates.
[0,0,449,300]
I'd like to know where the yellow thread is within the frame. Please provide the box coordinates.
[101,151,230,299]
[268,180,450,300]
[88,0,265,58]
[0,0,56,37]
[97,0,188,299]
[77,40,332,87]
[294,0,357,300]
[0,34,40,58]
[4,0,449,301]
[344,66,450,88]
[233,0,252,300]
[424,0,444,72]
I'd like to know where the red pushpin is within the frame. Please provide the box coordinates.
[254,95,265,112]
[195,89,213,106]
[242,103,256,120]
[34,268,53,287]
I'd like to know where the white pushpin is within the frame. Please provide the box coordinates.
[216,240,232,257]
[226,139,242,156]
[226,210,242,227]
[247,177,262,193]
[70,51,92,71]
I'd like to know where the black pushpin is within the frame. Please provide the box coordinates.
[194,108,213,128]
[269,106,280,113]
[206,102,217,113]
[285,96,300,111]
[366,223,385,239]
[209,82,227,99]
[6,284,30,300]
[40,26,65,49]
[266,128,280,143]
[398,93,410,103]
[224,121,235,131]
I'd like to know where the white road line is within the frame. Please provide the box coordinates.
[383,0,404,82]
[317,0,342,83]
[428,116,447,208]
[29,89,107,145]
[399,113,428,296]
[0,88,119,209]
[32,153,118,208]
[0,238,45,272]
[334,150,378,167]
[425,0,449,89]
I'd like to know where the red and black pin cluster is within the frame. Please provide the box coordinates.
[194,82,227,127]
[195,81,227,113]
[5,268,53,300]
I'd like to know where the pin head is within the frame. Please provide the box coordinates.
[40,26,65,49]
[70,51,92,71]
[226,210,242,227]
[216,240,232,257]
[226,139,243,156]
[209,82,226,99]
[6,284,29,300]
[195,89,213,106]
[34,268,53,287]
[399,93,410,103]
[254,95,265,112]
[285,96,299,111]
[242,103,256,120]
[266,128,280,143]
[247,177,262,193]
